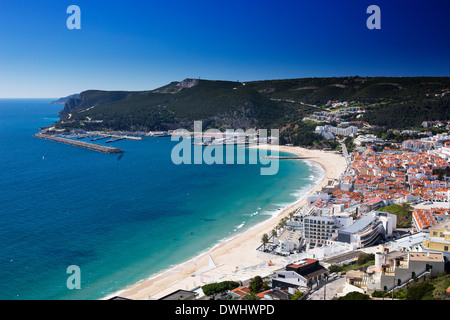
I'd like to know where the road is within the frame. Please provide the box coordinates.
[306,275,347,300]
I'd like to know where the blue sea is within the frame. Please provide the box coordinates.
[0,99,324,300]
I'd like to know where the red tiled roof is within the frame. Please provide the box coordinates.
[288,259,316,269]
[257,290,271,298]
[230,286,250,297]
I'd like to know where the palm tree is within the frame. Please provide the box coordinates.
[261,233,269,250]
[245,292,260,300]
[271,229,277,239]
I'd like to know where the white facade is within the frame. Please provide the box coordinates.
[277,229,302,253]
[316,125,358,137]
[272,271,308,289]
[303,216,340,246]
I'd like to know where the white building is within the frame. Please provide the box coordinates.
[303,216,341,247]
[316,125,358,137]
[340,249,445,294]
[354,134,385,146]
[275,229,302,253]
[337,211,397,248]
[271,271,308,290]
[372,251,445,292]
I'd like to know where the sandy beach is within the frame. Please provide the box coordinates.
[104,145,347,300]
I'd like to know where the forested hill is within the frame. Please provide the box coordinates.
[56,76,450,133]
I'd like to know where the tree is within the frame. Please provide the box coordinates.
[343,136,355,153]
[202,281,240,299]
[271,229,277,238]
[249,276,267,294]
[244,292,260,300]
[261,233,269,250]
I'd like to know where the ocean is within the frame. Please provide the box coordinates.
[0,99,324,300]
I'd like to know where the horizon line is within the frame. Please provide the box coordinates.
[2,74,450,99]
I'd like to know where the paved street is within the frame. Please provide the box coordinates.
[306,275,347,300]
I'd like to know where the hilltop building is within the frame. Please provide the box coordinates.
[338,248,446,295]
[315,125,358,139]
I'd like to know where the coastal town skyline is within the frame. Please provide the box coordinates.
[1,0,450,305]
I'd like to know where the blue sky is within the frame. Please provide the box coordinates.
[0,0,449,98]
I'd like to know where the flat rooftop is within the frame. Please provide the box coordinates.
[413,202,450,210]
[339,215,377,235]
[158,289,197,300]
[322,250,361,265]
[409,252,444,263]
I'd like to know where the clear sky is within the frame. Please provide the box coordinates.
[0,0,449,98]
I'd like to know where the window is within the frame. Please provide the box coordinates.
[445,246,448,252]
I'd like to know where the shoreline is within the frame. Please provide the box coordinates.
[103,145,347,300]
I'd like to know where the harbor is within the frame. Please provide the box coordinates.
[33,132,124,154]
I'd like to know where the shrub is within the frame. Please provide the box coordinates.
[336,292,371,300]
[328,264,343,273]
[357,253,375,265]
[290,291,304,300]
[405,282,435,300]
[371,290,386,298]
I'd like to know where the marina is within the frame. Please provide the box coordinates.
[91,136,110,141]
[106,137,125,143]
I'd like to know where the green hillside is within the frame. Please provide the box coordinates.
[55,76,450,146]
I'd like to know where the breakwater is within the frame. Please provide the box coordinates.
[34,132,124,153]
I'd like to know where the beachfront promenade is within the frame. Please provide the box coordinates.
[147,256,287,300]
[34,132,124,153]
[143,239,356,300]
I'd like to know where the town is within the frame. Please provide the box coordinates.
[109,123,450,301]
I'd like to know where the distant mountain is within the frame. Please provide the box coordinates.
[51,94,79,105]
[55,76,450,136]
